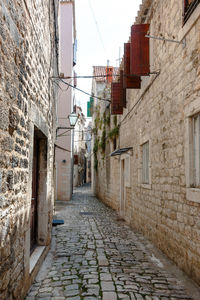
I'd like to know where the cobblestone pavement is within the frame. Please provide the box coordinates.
[26,184,200,300]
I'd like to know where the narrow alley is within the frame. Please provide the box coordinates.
[26,185,200,300]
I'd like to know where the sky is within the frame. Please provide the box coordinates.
[74,0,142,116]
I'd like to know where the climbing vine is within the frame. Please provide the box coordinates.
[108,125,119,140]
[100,127,106,153]
[92,107,120,171]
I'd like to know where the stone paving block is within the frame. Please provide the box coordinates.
[28,288,39,296]
[88,278,99,284]
[51,281,64,287]
[134,294,144,300]
[100,273,112,281]
[39,287,53,293]
[101,281,115,291]
[64,289,79,297]
[52,287,65,297]
[66,296,81,300]
[102,291,117,300]
[65,283,79,290]
[98,258,109,266]
[83,288,99,296]
[83,297,99,300]
[118,293,130,299]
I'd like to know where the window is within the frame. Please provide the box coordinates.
[192,113,200,187]
[124,156,131,187]
[142,141,149,184]
[183,0,200,25]
[184,99,200,203]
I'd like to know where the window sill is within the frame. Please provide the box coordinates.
[178,4,200,42]
[140,183,152,190]
[186,188,200,203]
[30,246,45,274]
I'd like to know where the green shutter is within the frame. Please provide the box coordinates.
[87,101,91,117]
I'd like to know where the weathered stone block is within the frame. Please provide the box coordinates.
[0,101,9,130]
[7,170,13,190]
[1,136,14,152]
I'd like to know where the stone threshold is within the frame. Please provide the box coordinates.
[30,246,46,274]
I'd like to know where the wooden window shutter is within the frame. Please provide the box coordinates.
[124,43,141,89]
[183,0,199,24]
[130,24,150,76]
[120,70,126,108]
[111,82,123,115]
[74,155,78,165]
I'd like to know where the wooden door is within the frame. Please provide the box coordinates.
[30,137,38,253]
[120,159,125,219]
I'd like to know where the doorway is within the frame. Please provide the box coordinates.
[120,158,126,219]
[30,136,39,253]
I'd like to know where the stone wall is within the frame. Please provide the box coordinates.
[0,0,58,298]
[94,114,121,212]
[93,0,200,285]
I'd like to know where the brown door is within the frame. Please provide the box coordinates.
[30,137,38,253]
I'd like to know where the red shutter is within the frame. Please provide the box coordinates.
[106,67,113,83]
[124,43,141,89]
[120,70,126,108]
[130,24,150,76]
[111,82,123,115]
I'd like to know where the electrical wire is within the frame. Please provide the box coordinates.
[55,144,71,152]
[56,129,71,137]
[118,72,160,127]
[51,74,120,79]
[88,0,106,53]
[56,78,111,102]
[51,72,159,80]
[62,138,92,142]
[55,78,73,92]
[74,139,92,142]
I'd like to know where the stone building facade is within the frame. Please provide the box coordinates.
[73,105,87,187]
[55,0,76,201]
[0,0,59,298]
[91,66,119,194]
[92,0,200,285]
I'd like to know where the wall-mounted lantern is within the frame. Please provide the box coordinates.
[56,111,78,137]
